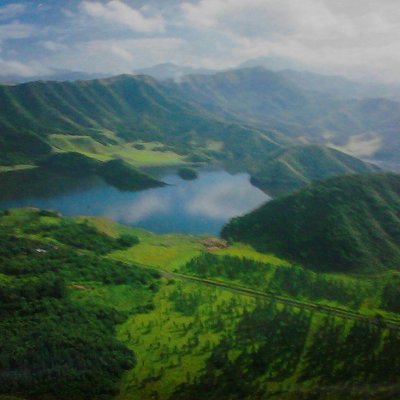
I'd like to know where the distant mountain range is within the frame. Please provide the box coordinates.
[0,67,399,192]
[134,63,216,81]
[223,173,400,272]
[170,68,400,164]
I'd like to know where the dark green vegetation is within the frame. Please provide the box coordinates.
[223,173,400,272]
[97,159,165,191]
[172,302,400,400]
[37,152,164,191]
[178,167,198,180]
[0,209,159,400]
[181,253,378,309]
[250,145,379,195]
[37,151,100,173]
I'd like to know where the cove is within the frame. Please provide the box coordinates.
[0,168,270,235]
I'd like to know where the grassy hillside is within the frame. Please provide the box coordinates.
[222,173,400,272]
[250,145,380,195]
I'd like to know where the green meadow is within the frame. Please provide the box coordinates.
[48,134,186,167]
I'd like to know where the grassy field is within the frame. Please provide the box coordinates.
[115,279,256,400]
[48,134,186,167]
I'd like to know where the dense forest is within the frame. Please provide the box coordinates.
[0,209,160,399]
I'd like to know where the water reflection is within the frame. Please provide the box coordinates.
[0,168,269,234]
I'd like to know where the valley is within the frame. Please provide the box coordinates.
[2,1,400,399]
[0,66,400,400]
[1,208,400,400]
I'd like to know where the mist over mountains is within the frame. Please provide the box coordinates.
[0,64,399,191]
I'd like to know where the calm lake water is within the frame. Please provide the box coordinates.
[0,167,269,234]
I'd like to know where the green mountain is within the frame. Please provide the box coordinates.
[0,74,283,166]
[249,145,380,195]
[0,68,399,184]
[222,173,400,272]
[173,68,400,163]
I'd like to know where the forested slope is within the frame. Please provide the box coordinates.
[222,173,400,272]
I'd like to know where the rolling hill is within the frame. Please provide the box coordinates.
[249,145,380,195]
[222,173,400,272]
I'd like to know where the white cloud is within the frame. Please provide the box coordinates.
[0,21,36,41]
[44,37,188,73]
[1,0,400,81]
[0,3,27,20]
[40,41,68,52]
[179,0,400,81]
[80,0,165,33]
[0,58,50,77]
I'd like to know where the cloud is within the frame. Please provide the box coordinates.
[40,41,68,52]
[0,3,27,20]
[179,0,400,81]
[44,37,188,73]
[0,21,36,41]
[0,0,400,81]
[80,0,165,33]
[0,58,50,77]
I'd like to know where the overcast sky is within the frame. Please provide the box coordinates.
[1,0,400,82]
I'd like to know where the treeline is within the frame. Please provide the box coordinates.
[23,218,139,254]
[181,254,374,309]
[182,253,273,289]
[172,301,400,400]
[0,216,160,399]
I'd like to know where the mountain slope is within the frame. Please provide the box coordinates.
[1,68,399,171]
[250,145,380,195]
[0,74,283,165]
[171,68,400,163]
[222,173,400,272]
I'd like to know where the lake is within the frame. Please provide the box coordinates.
[0,167,269,235]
